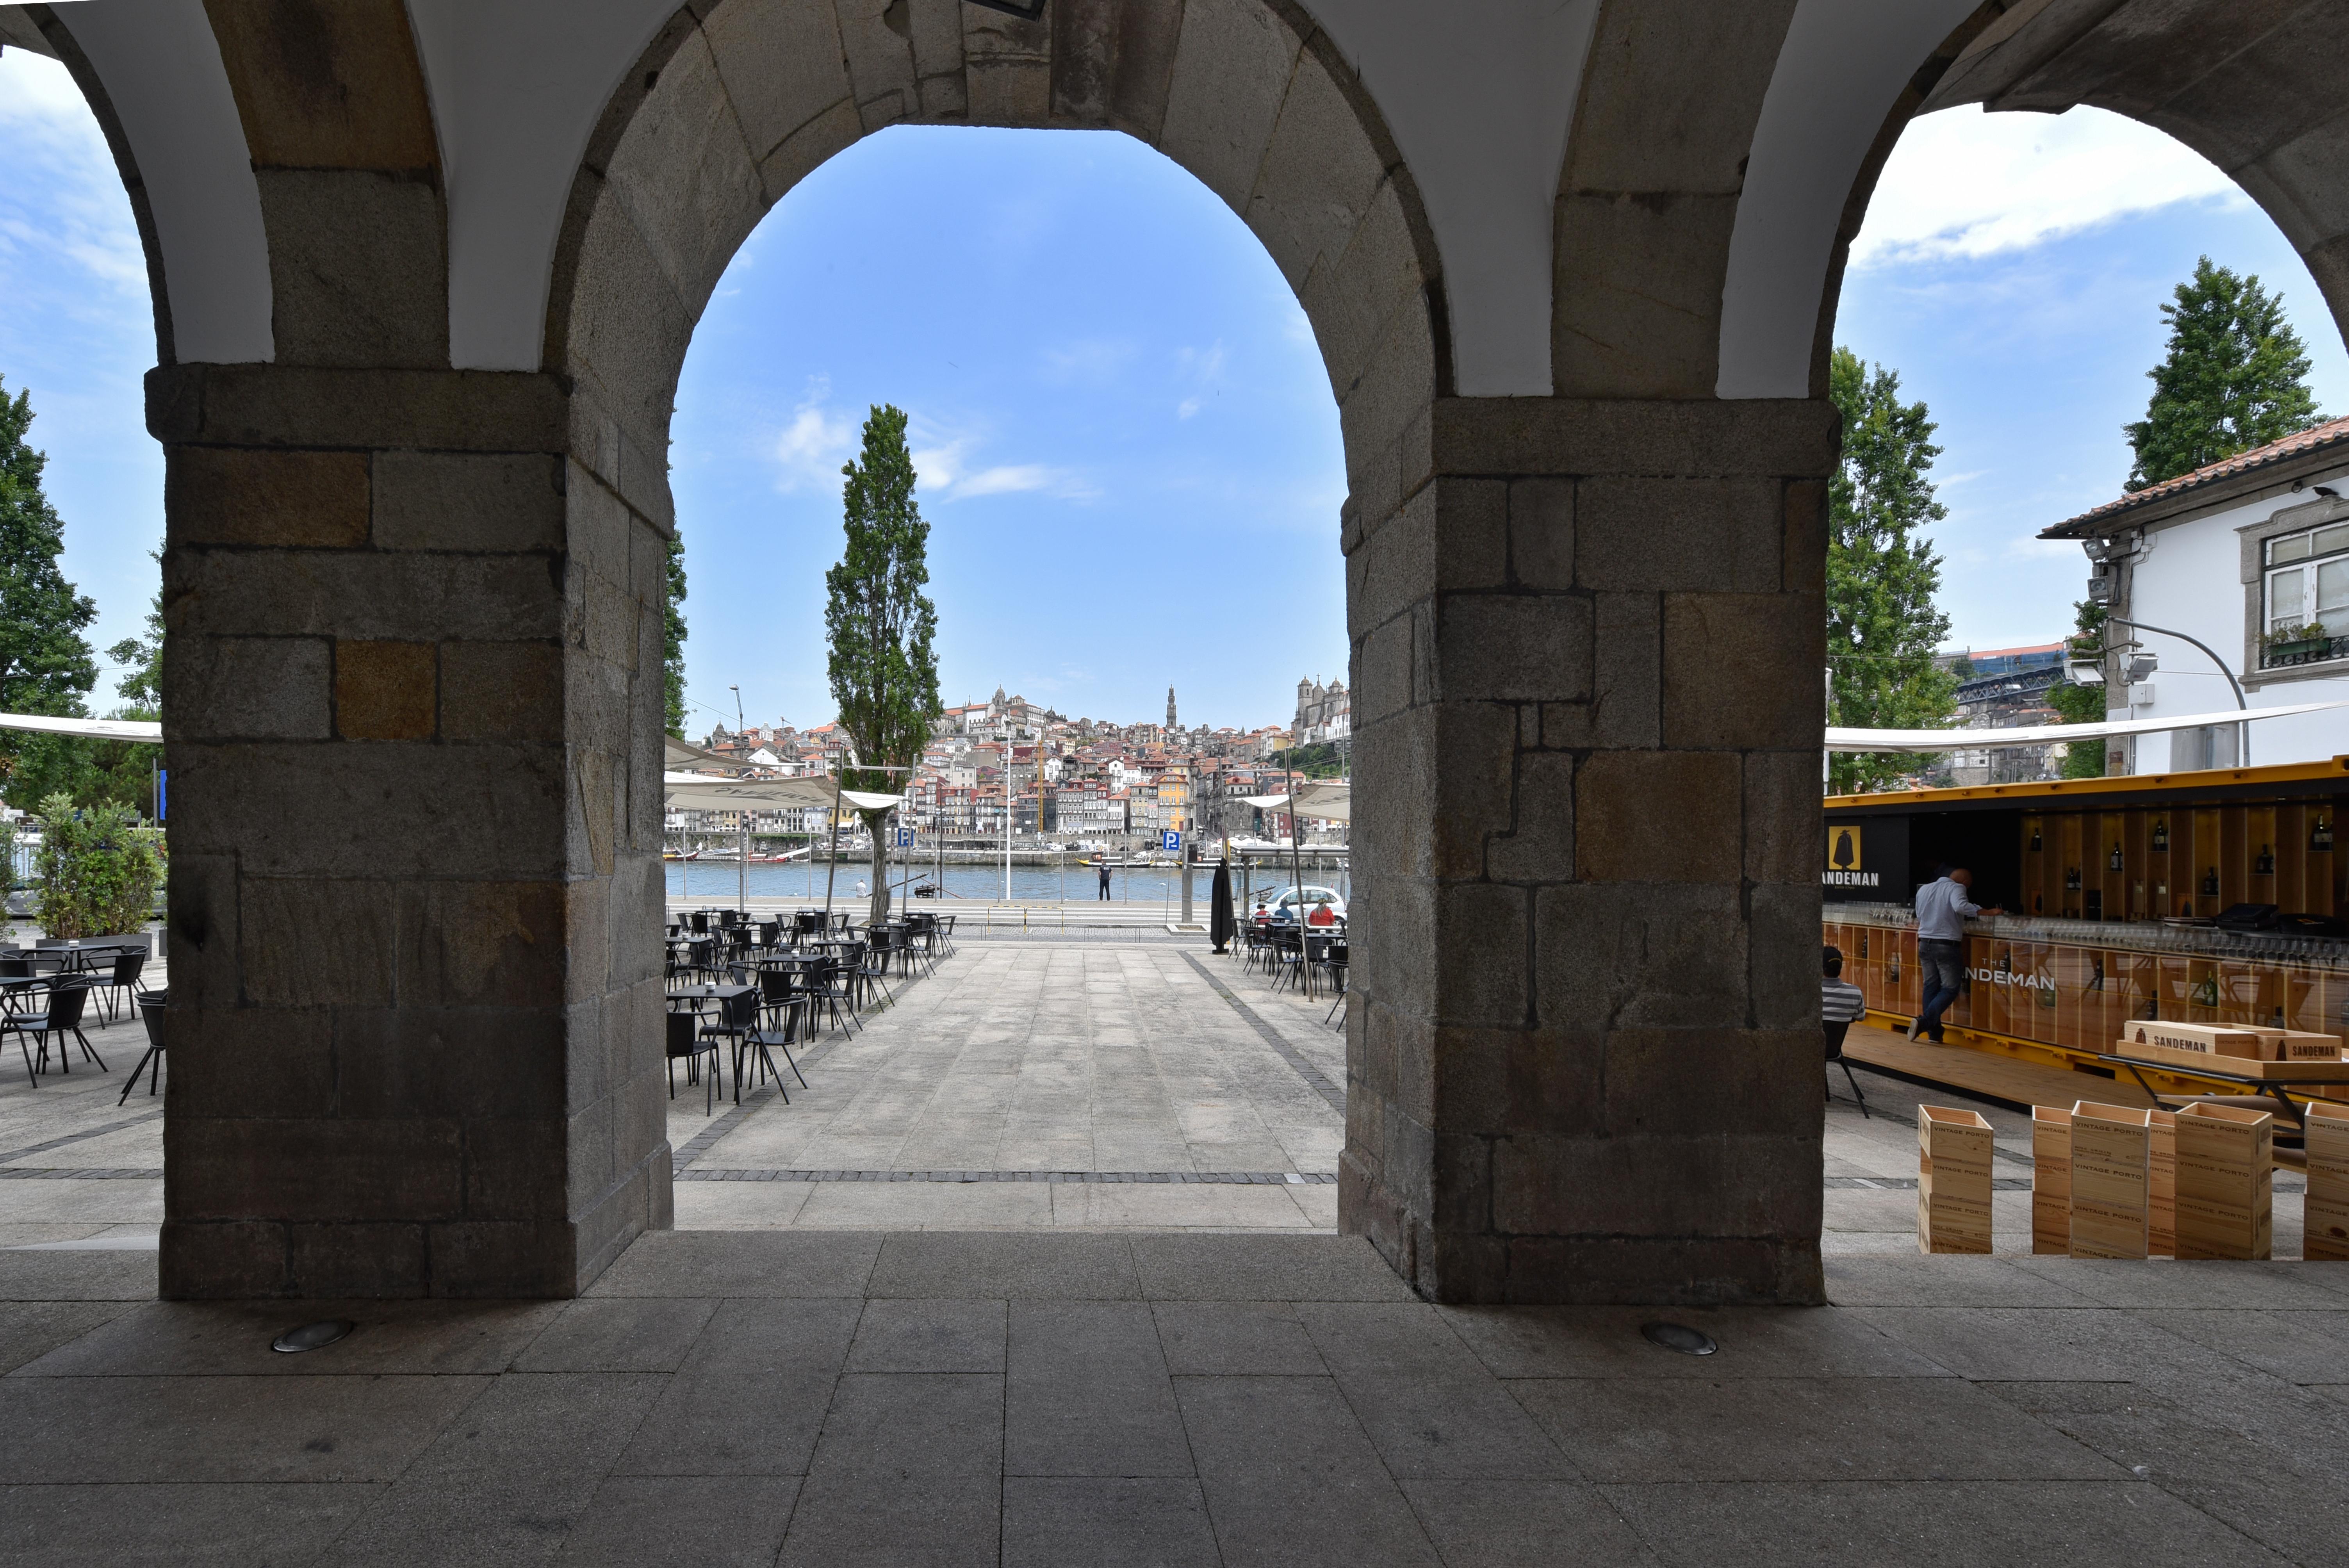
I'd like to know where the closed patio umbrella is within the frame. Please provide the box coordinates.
[1210,857,1235,953]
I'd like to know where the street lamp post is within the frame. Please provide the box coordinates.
[2102,616,2250,768]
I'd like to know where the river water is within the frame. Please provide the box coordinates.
[663,858,1349,906]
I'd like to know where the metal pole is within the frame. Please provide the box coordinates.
[738,811,748,915]
[822,758,841,927]
[1286,747,1307,936]
[2104,615,2251,767]
[1003,751,1012,903]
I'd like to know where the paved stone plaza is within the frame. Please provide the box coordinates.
[4,943,2349,1561]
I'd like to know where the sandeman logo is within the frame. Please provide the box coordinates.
[1823,824,1878,888]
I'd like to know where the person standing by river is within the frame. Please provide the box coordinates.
[1098,859,1112,900]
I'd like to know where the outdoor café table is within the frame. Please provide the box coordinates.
[2096,1050,2349,1137]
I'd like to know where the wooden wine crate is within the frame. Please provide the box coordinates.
[2108,1038,2349,1082]
[2174,1102,2273,1261]
[2032,1105,2072,1256]
[2255,1030,2344,1063]
[2117,1020,2263,1058]
[2306,1102,2349,1263]
[2149,1109,2176,1258]
[1918,1105,1995,1255]
[2069,1101,2151,1260]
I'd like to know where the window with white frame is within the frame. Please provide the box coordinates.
[2264,518,2349,648]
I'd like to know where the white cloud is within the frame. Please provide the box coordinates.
[1173,341,1227,420]
[913,428,1096,502]
[1853,105,2245,269]
[771,378,856,492]
[1041,338,1136,382]
[0,51,147,296]
[1176,397,1203,420]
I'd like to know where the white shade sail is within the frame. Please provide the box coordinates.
[0,712,160,743]
[664,735,749,773]
[662,771,902,813]
[1827,700,2349,753]
[1241,781,1351,821]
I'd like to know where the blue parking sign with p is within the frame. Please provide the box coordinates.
[1162,830,1181,852]
[897,829,915,847]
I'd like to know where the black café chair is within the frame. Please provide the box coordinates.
[122,988,168,1103]
[96,949,145,1025]
[666,1009,721,1113]
[1,981,103,1087]
[1823,1020,1870,1119]
[805,952,862,1036]
[697,988,760,1104]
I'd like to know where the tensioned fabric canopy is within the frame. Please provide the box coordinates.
[661,771,902,813]
[663,736,748,773]
[1826,699,2349,753]
[0,712,160,743]
[1241,781,1351,821]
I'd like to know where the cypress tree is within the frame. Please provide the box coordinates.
[0,377,100,809]
[2125,257,2322,490]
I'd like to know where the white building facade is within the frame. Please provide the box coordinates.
[2044,418,2349,774]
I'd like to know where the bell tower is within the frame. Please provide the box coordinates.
[1166,686,1177,729]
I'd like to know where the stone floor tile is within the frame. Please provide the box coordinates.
[1338,1372,1576,1481]
[1001,1477,1220,1568]
[0,1482,385,1567]
[848,1297,1007,1372]
[1847,1306,2149,1383]
[1132,1234,1417,1302]
[2126,1306,2349,1384]
[0,1249,155,1301]
[1177,1374,1438,1566]
[0,1299,135,1373]
[671,1182,818,1228]
[615,1297,861,1476]
[794,1181,1058,1229]
[583,1230,881,1297]
[1514,1376,2121,1483]
[1600,1479,2291,1568]
[1823,1254,2101,1308]
[779,1372,1003,1568]
[1152,1301,1324,1376]
[559,1473,800,1566]
[1400,1479,1659,1567]
[1007,1301,1191,1477]
[12,1298,563,1377]
[0,1373,489,1483]
[0,1178,162,1224]
[1049,1181,1315,1230]
[867,1232,1142,1300]
[1297,1302,1490,1380]
[2008,1257,2349,1310]
[1436,1303,1946,1380]
[510,1298,718,1374]
[318,1373,668,1566]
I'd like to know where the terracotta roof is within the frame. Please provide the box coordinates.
[2041,415,2349,538]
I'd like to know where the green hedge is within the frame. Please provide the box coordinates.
[33,793,162,939]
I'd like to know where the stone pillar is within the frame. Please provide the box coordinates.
[155,364,670,1298]
[1342,397,1836,1305]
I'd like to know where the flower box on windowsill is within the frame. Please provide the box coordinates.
[2262,637,2342,669]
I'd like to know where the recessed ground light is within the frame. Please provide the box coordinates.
[1640,1321,1716,1356]
[271,1320,354,1354]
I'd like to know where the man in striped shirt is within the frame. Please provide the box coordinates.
[1822,946,1866,1037]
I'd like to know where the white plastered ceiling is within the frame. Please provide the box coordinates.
[1715,0,1980,399]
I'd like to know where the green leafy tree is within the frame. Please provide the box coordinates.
[2125,257,2322,490]
[663,532,688,736]
[824,405,942,925]
[105,548,162,718]
[32,793,163,938]
[2044,599,2110,779]
[0,378,101,812]
[1825,347,1957,793]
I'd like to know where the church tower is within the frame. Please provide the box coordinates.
[1166,687,1177,729]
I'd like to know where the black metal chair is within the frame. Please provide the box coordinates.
[0,981,102,1086]
[805,953,862,1036]
[666,1008,721,1113]
[1823,1020,1870,1118]
[741,987,804,1101]
[121,988,167,1103]
[96,950,145,1024]
[696,987,761,1103]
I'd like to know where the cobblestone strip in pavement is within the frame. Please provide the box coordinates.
[1179,951,1345,1114]
[0,1106,165,1166]
[674,1167,1338,1183]
[0,1167,163,1180]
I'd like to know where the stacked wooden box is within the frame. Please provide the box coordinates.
[2308,1103,2349,1263]
[1918,1105,1995,1254]
[2148,1108,2176,1257]
[2069,1101,2153,1259]
[2032,1105,2071,1256]
[2173,1102,2272,1260]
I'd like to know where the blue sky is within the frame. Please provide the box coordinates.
[5,43,2346,728]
